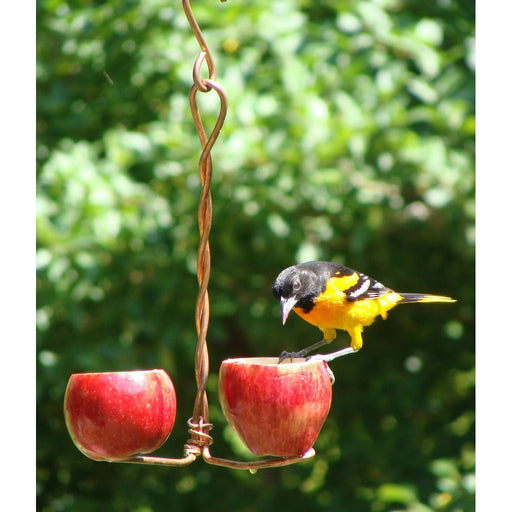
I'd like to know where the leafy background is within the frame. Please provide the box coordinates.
[36,0,474,510]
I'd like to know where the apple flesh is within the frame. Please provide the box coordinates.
[64,369,177,461]
[219,357,332,457]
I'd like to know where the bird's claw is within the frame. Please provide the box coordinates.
[278,350,306,363]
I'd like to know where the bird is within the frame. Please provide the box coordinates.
[272,261,456,362]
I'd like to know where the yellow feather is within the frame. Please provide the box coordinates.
[294,279,404,350]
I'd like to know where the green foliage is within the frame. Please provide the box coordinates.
[37,0,474,510]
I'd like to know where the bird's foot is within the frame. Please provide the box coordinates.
[278,350,307,363]
[278,339,329,363]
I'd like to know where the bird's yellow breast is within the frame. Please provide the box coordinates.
[294,276,402,331]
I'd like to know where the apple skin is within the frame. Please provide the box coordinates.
[64,369,176,461]
[219,357,332,457]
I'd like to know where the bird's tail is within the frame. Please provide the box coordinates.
[398,293,456,304]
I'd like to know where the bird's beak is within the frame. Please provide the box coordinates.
[280,296,298,325]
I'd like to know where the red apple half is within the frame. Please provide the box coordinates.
[219,357,332,457]
[64,369,177,461]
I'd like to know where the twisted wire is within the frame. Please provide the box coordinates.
[182,0,228,442]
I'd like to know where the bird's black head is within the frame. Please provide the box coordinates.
[272,262,327,324]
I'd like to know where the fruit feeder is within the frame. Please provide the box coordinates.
[64,0,334,471]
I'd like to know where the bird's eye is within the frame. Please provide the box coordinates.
[292,279,301,292]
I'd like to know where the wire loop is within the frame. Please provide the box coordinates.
[192,52,212,92]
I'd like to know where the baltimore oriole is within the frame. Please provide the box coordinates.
[272,261,455,362]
